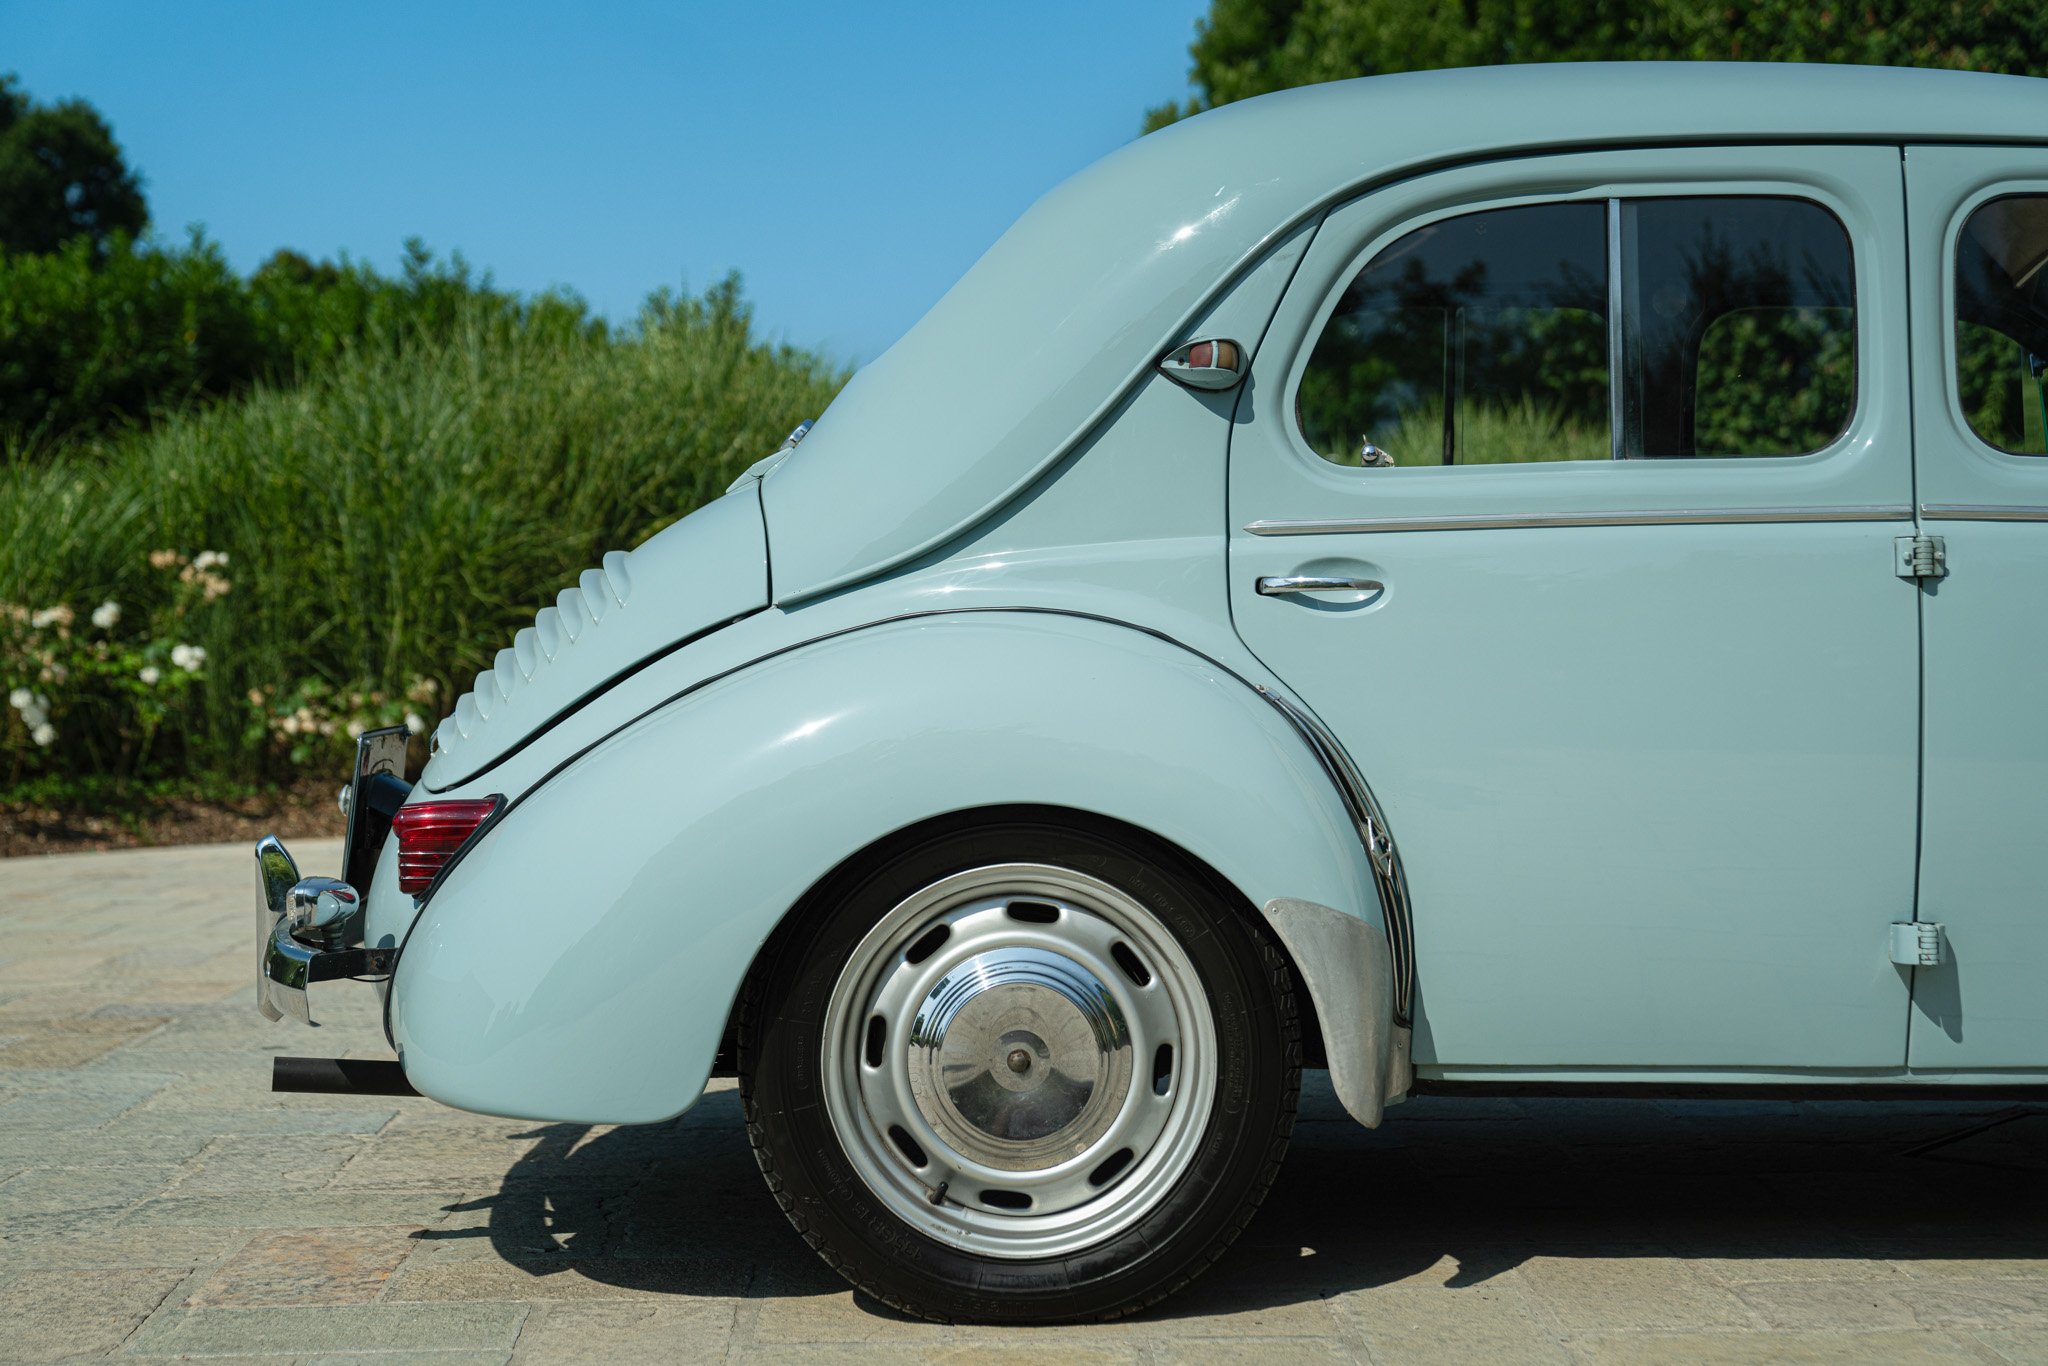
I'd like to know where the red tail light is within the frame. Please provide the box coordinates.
[390,797,502,894]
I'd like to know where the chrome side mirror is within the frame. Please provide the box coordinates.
[1158,338,1245,391]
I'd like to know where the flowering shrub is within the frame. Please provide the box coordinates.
[244,676,437,767]
[1,551,224,782]
[2,274,836,790]
[2,547,448,784]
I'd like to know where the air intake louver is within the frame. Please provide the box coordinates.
[435,551,633,760]
[418,485,771,789]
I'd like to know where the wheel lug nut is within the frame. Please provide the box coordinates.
[1006,1048,1032,1074]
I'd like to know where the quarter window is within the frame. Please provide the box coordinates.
[1954,194,2048,456]
[1298,196,1856,467]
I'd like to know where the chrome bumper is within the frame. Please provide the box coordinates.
[254,835,392,1025]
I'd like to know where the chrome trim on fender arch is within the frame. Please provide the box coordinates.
[1253,686,1416,1045]
[1920,503,2048,522]
[1245,504,1914,536]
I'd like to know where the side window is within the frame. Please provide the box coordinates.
[1954,194,2048,456]
[1625,199,1855,458]
[1298,196,1856,467]
[1297,203,1608,467]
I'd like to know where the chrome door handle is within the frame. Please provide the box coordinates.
[1255,575,1385,596]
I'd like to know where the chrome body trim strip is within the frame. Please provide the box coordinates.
[1920,503,2048,522]
[1254,686,1416,1036]
[1245,504,1913,536]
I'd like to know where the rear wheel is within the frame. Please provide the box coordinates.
[739,814,1300,1323]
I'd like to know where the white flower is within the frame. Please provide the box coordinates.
[18,702,47,729]
[90,601,121,630]
[404,711,425,735]
[138,666,161,686]
[29,606,70,629]
[6,687,28,710]
[192,550,223,572]
[170,643,207,671]
[280,714,301,736]
[346,719,366,740]
[30,723,55,747]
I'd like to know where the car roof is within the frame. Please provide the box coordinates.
[764,63,2048,604]
[1161,60,2042,169]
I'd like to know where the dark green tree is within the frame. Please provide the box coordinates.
[0,73,148,255]
[1145,0,2048,131]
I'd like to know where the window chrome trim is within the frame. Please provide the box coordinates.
[1244,504,1912,536]
[1606,197,1625,461]
[1299,190,1861,474]
[1920,503,2048,522]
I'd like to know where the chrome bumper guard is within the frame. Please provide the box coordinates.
[255,835,393,1024]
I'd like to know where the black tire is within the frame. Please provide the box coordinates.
[738,809,1301,1323]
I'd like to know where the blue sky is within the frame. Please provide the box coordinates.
[3,2,1211,364]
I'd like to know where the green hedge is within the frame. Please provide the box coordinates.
[1,277,844,785]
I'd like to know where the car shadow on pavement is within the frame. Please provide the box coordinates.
[444,1079,2048,1317]
[414,1087,855,1304]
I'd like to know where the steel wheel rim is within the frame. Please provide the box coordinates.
[821,862,1218,1259]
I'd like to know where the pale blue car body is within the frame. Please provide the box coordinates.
[370,63,2048,1125]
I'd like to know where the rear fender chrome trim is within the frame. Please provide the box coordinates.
[1253,686,1416,1041]
[1245,504,1913,536]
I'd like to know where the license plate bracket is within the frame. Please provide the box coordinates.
[341,727,411,898]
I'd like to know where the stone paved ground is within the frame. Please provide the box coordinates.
[1,840,2045,1364]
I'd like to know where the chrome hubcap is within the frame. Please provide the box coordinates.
[822,864,1216,1259]
[909,946,1133,1169]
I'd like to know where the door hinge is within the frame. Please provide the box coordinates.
[1889,921,1947,967]
[1895,534,1947,581]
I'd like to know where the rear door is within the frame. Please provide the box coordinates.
[1904,145,2048,1070]
[1228,146,1921,1073]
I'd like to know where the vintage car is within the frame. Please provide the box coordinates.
[255,61,2048,1322]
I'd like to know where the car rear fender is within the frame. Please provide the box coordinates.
[390,610,1394,1125]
